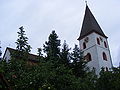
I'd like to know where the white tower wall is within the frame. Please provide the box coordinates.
[79,32,113,75]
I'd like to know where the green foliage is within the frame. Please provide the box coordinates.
[15,26,31,60]
[16,26,31,52]
[37,48,44,62]
[71,44,88,78]
[38,48,43,57]
[43,31,60,59]
[96,67,120,90]
[0,58,83,90]
[60,40,70,66]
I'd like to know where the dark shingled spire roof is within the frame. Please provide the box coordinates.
[78,5,107,40]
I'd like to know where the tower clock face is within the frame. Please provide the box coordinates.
[84,37,89,43]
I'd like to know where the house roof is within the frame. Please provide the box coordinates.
[3,47,39,62]
[78,5,107,40]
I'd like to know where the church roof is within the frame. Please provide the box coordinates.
[78,5,107,40]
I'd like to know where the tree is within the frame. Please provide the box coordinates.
[60,40,71,66]
[71,44,88,78]
[43,30,60,61]
[96,67,120,90]
[37,48,44,62]
[15,26,31,59]
[0,56,86,90]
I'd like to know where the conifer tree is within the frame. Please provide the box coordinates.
[15,26,31,59]
[43,30,60,60]
[60,40,70,66]
[37,48,44,62]
[71,44,87,78]
[37,48,43,57]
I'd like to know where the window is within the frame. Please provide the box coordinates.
[103,52,107,61]
[106,67,108,71]
[83,42,86,49]
[104,41,107,48]
[85,53,92,61]
[97,38,100,45]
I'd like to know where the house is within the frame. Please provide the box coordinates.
[3,47,39,65]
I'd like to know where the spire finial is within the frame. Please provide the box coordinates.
[85,0,87,5]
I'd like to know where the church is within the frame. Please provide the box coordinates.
[78,5,113,74]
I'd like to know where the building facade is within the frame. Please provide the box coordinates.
[3,47,39,65]
[78,5,113,74]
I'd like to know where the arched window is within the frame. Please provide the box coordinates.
[103,52,107,61]
[97,38,100,45]
[85,53,92,61]
[83,42,86,49]
[106,67,108,71]
[104,41,107,48]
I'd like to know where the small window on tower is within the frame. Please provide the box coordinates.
[85,53,92,61]
[83,42,86,49]
[106,67,108,71]
[104,41,107,48]
[97,38,100,45]
[103,52,107,61]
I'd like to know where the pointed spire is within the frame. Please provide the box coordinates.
[78,5,107,40]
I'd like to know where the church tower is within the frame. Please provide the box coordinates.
[78,5,113,74]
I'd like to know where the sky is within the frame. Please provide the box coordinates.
[0,0,120,66]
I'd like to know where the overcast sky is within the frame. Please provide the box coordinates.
[0,0,120,66]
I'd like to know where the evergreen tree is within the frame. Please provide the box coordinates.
[43,30,60,61]
[60,40,70,66]
[37,48,43,57]
[37,48,44,62]
[15,26,31,59]
[71,44,88,78]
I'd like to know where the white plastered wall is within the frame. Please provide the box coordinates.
[3,49,11,62]
[79,32,112,75]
